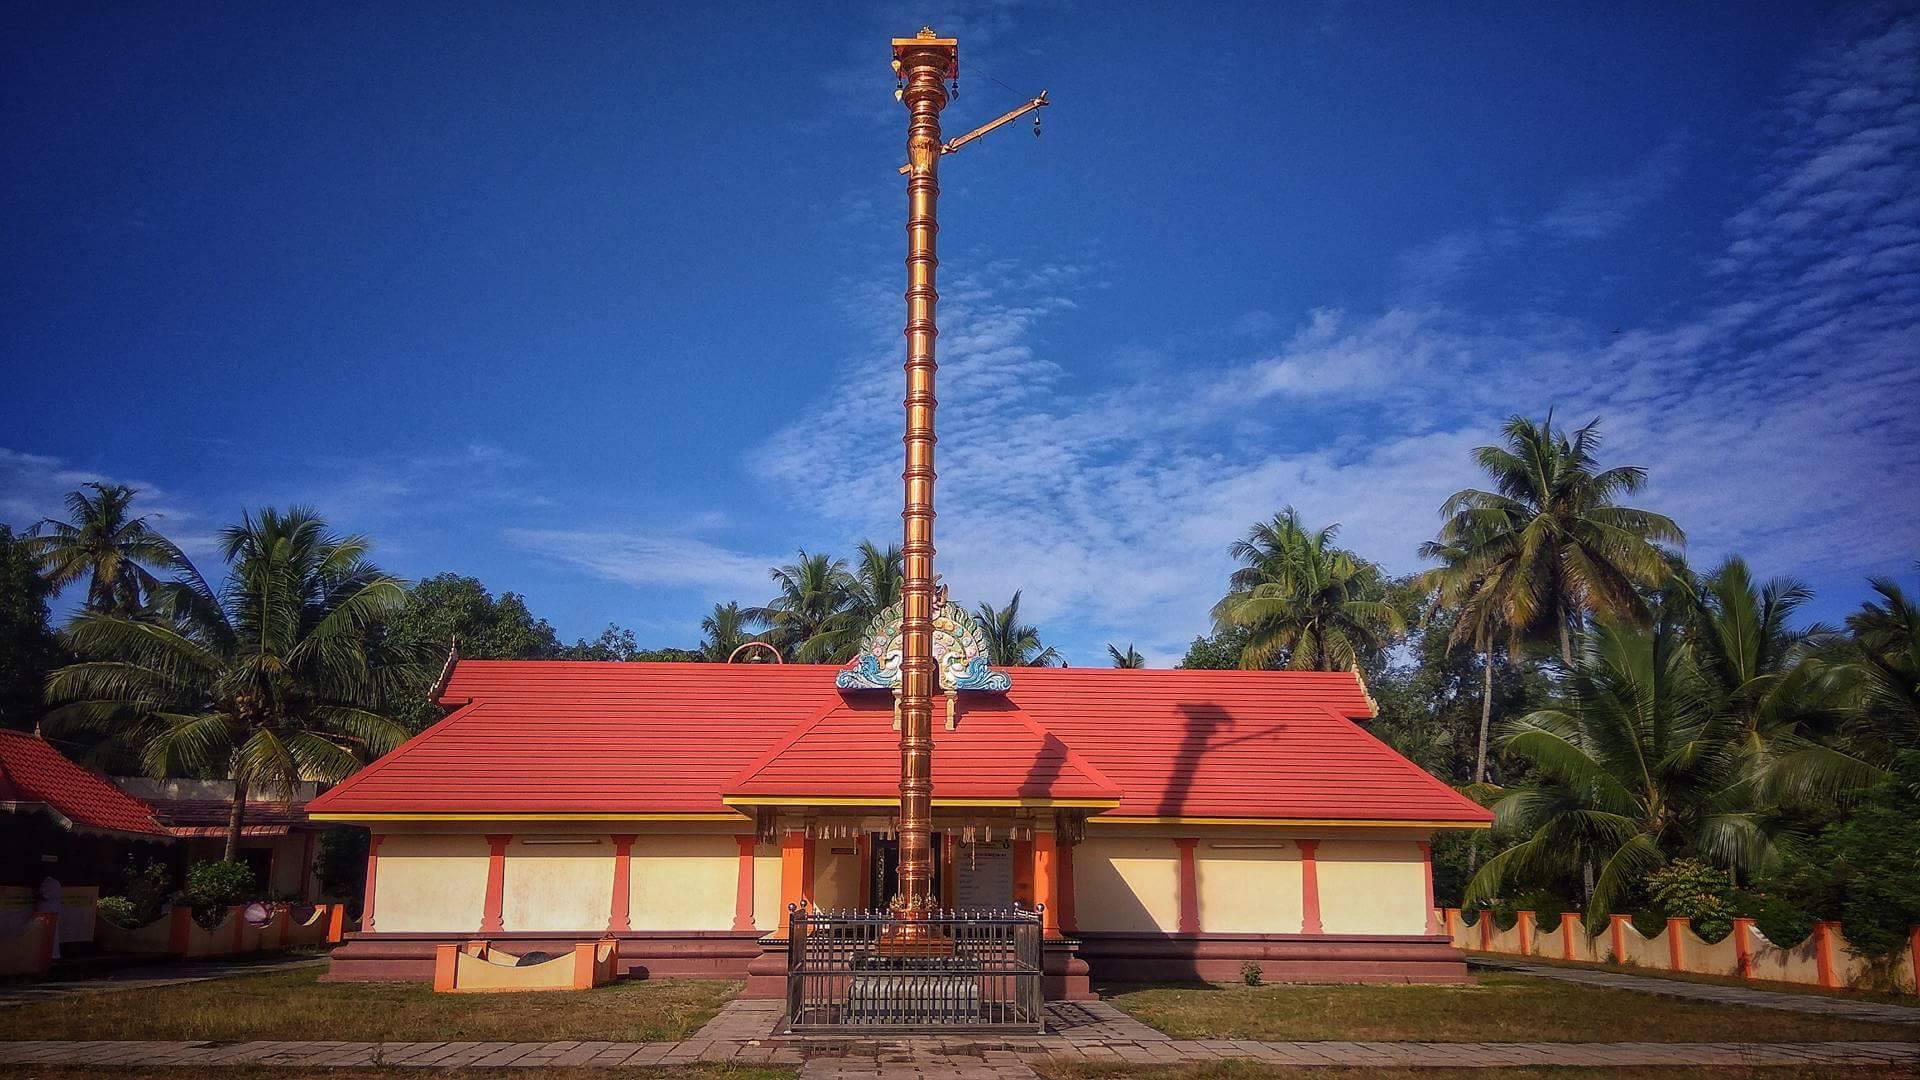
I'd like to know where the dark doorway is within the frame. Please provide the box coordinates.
[868,832,942,908]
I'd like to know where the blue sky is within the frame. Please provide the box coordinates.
[4,2,1916,664]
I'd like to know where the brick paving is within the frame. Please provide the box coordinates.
[1475,957,1920,1025]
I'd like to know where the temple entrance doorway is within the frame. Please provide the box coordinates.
[867,832,941,908]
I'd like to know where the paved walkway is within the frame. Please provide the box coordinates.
[1475,957,1920,1025]
[0,955,326,1008]
[0,1032,1915,1073]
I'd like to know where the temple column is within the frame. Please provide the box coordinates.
[779,828,814,923]
[360,834,384,932]
[480,834,510,934]
[1297,839,1324,935]
[732,835,756,931]
[1174,838,1200,934]
[1417,839,1441,934]
[609,835,635,933]
[1034,831,1060,935]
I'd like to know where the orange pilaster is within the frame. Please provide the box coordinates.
[1561,913,1581,960]
[1517,910,1536,956]
[1609,914,1629,964]
[360,834,384,933]
[1297,839,1324,935]
[1667,917,1688,970]
[1733,917,1756,980]
[1034,832,1060,935]
[779,830,813,925]
[1417,840,1440,934]
[732,835,756,931]
[1815,920,1840,988]
[608,835,635,933]
[432,943,458,992]
[479,834,509,934]
[1174,838,1200,934]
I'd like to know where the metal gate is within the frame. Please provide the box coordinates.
[785,905,1044,1033]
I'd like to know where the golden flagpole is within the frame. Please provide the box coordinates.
[890,27,955,915]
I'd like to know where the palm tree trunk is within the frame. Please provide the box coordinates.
[223,776,249,863]
[1474,640,1494,786]
[1558,599,1575,669]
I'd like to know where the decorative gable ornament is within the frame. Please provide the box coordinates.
[836,598,1011,692]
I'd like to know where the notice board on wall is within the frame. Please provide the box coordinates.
[953,840,1013,910]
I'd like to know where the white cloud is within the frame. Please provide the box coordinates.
[753,9,1920,664]
[504,529,777,598]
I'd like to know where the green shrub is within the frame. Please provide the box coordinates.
[96,895,142,928]
[182,860,256,926]
[1646,858,1738,943]
[1756,751,1920,958]
[103,858,174,927]
[1240,960,1262,986]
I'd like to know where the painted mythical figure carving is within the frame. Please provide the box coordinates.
[836,599,1012,692]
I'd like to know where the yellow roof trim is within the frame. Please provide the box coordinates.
[1092,815,1492,829]
[719,795,1121,810]
[307,812,747,823]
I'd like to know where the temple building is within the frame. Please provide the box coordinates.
[312,601,1491,994]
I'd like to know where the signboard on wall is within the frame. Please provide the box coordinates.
[954,841,1012,910]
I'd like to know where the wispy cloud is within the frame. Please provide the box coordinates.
[504,529,776,598]
[1540,134,1688,240]
[754,8,1920,664]
[0,448,215,556]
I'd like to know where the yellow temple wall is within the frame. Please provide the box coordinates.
[1075,836,1181,932]
[371,834,491,933]
[502,838,615,932]
[1314,838,1430,936]
[627,834,737,931]
[752,848,783,932]
[1193,842,1302,933]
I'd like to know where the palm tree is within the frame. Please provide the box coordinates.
[800,541,903,662]
[1106,643,1146,668]
[748,550,855,661]
[1214,508,1404,671]
[699,601,762,662]
[1435,415,1683,667]
[976,591,1062,667]
[27,483,180,614]
[1772,574,1920,803]
[44,507,419,860]
[1466,618,1763,921]
[1418,528,1515,788]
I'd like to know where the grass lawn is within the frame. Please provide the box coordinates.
[1038,1066,1915,1080]
[0,969,739,1043]
[1099,973,1920,1043]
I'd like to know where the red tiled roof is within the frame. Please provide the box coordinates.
[142,798,311,830]
[0,730,170,838]
[307,661,1490,824]
[725,695,1122,803]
